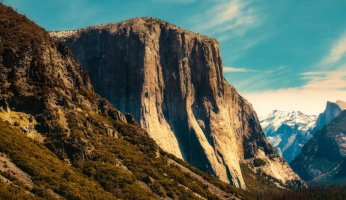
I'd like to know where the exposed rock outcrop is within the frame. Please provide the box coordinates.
[51,18,302,188]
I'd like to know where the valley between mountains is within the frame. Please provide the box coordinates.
[1,2,346,200]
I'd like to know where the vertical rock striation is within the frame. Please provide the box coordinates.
[51,18,301,188]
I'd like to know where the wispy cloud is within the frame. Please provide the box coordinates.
[187,0,267,64]
[243,70,346,115]
[320,32,346,66]
[190,0,261,38]
[232,66,289,91]
[223,67,256,73]
[301,70,346,90]
[241,29,346,116]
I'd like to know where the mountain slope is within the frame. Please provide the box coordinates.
[0,120,116,199]
[51,18,302,189]
[291,110,346,185]
[260,110,317,162]
[0,4,242,199]
[314,101,346,132]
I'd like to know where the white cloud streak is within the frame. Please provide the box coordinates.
[320,32,346,66]
[243,71,346,115]
[223,67,255,73]
[231,66,289,91]
[190,0,260,38]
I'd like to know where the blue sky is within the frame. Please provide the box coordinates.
[4,0,346,115]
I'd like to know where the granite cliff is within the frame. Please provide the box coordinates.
[0,4,244,199]
[51,18,302,188]
[314,100,346,132]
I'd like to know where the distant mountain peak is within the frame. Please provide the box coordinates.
[260,110,317,162]
[314,100,346,131]
[260,110,317,132]
[262,101,346,163]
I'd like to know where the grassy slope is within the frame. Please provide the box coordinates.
[0,109,234,199]
[0,119,115,200]
[0,181,40,200]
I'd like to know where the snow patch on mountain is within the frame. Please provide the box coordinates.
[260,110,317,162]
[261,110,316,134]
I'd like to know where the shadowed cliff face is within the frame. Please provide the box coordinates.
[291,111,346,184]
[51,18,301,188]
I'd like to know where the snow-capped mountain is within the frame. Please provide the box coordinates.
[260,110,317,162]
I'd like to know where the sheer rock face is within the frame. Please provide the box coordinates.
[314,101,346,132]
[51,18,301,188]
[1,5,246,199]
